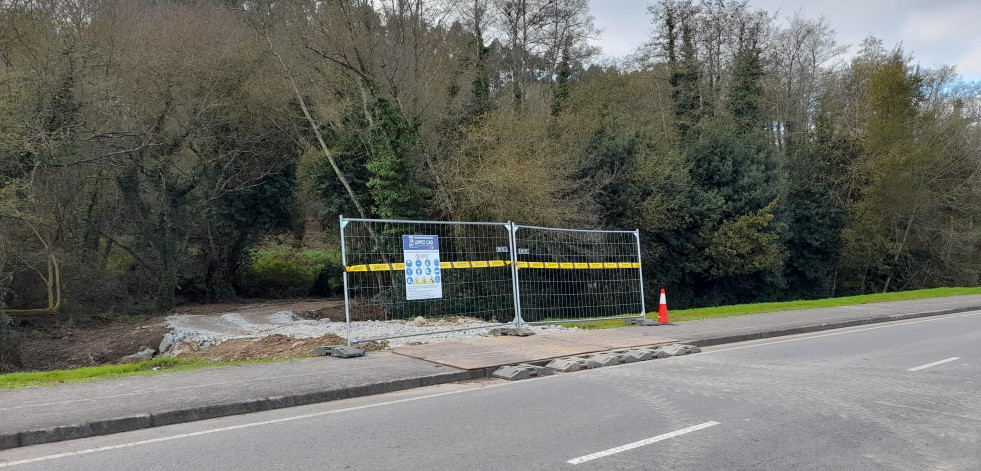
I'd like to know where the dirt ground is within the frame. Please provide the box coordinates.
[179,334,384,362]
[6,298,349,373]
[17,318,172,371]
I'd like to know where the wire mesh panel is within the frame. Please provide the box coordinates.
[340,217,516,343]
[512,225,645,323]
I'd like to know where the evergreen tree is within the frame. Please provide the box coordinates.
[551,49,572,116]
[781,131,846,299]
[365,97,427,220]
[728,46,765,132]
[670,21,702,146]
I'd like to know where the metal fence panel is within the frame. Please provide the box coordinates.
[340,217,516,344]
[512,225,645,323]
[340,217,647,345]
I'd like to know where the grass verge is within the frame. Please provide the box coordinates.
[566,286,981,329]
[0,357,276,390]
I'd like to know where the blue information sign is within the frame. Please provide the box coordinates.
[402,235,442,300]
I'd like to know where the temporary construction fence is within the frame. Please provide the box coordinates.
[340,217,645,345]
[511,225,645,324]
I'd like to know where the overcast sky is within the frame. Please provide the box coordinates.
[587,0,981,80]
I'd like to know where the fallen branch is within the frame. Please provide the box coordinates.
[4,308,58,317]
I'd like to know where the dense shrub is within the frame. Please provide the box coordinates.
[236,249,344,298]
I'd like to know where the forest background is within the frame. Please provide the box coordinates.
[1,0,979,321]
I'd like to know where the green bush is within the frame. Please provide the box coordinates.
[236,248,344,298]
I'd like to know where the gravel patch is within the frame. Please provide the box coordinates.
[165,311,578,348]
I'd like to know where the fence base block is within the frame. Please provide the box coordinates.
[588,352,626,367]
[655,344,701,356]
[624,318,668,326]
[616,349,655,362]
[545,358,582,373]
[312,346,365,358]
[492,364,554,381]
[487,326,536,337]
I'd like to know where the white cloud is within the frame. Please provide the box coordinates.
[901,2,981,43]
[955,40,981,78]
[587,0,981,79]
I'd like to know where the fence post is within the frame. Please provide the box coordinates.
[508,221,524,325]
[634,229,647,319]
[340,215,353,346]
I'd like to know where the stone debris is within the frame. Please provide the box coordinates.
[166,312,574,349]
[163,340,200,357]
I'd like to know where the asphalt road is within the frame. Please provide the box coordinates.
[2,311,979,470]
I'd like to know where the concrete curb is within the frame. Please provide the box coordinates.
[683,306,981,348]
[2,304,977,451]
[0,369,484,450]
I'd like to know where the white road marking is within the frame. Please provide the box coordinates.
[701,311,981,355]
[566,421,720,465]
[0,383,505,468]
[907,357,960,371]
[874,401,981,422]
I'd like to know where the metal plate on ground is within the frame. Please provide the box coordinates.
[391,330,676,370]
[548,330,678,350]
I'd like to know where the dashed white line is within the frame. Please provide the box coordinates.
[566,421,720,465]
[907,357,960,371]
[0,383,505,468]
[701,311,981,356]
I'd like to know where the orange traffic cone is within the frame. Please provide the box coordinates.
[657,289,670,324]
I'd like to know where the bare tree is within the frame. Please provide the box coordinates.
[766,13,845,154]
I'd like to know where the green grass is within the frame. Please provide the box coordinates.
[565,286,981,330]
[0,357,273,390]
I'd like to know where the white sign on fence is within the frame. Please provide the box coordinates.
[403,235,442,300]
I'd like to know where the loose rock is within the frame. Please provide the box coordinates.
[158,333,175,355]
[119,346,155,364]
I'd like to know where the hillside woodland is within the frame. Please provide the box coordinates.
[1,0,980,321]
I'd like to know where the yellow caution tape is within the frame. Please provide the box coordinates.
[347,260,640,272]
